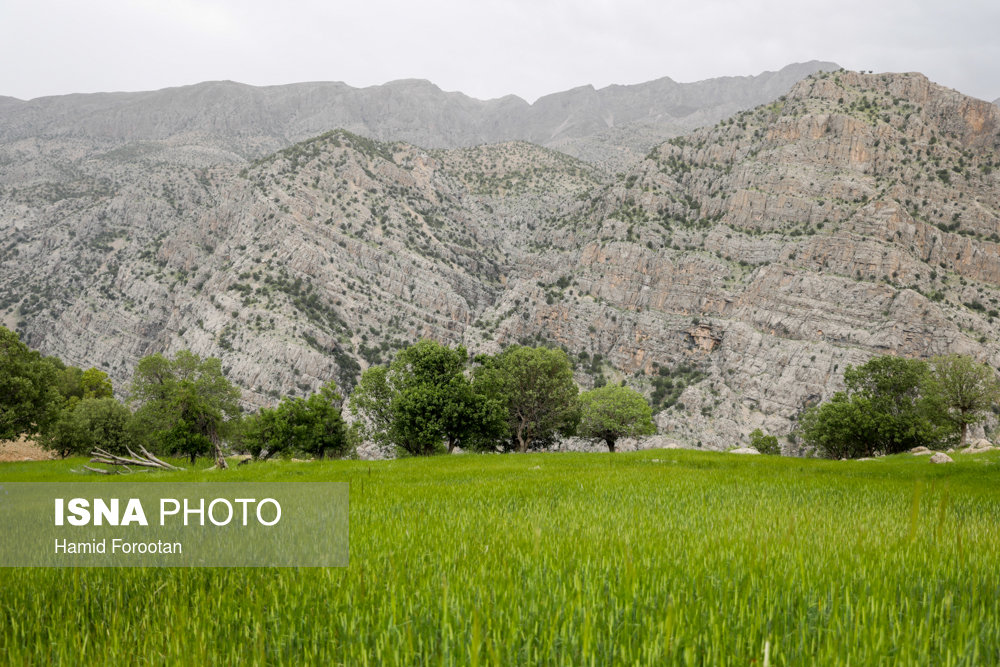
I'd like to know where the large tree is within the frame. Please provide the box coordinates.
[39,397,132,458]
[577,384,656,452]
[349,340,503,455]
[129,350,241,467]
[798,355,951,458]
[473,345,579,452]
[926,354,1000,445]
[244,381,349,460]
[0,326,60,440]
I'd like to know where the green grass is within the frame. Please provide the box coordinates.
[2,450,1000,665]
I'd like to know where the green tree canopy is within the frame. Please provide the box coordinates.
[926,354,1000,445]
[244,381,349,460]
[798,355,952,458]
[349,340,504,455]
[129,350,241,467]
[749,428,781,456]
[473,345,579,452]
[39,397,132,458]
[577,384,656,452]
[0,326,60,440]
[50,364,114,409]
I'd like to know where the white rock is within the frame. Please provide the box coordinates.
[910,446,932,455]
[930,452,953,464]
[729,447,760,455]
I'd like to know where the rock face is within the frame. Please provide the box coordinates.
[3,69,1000,452]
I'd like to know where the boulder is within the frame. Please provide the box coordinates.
[729,447,760,455]
[910,446,932,456]
[930,452,953,464]
[965,440,994,454]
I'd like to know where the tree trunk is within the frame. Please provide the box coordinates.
[960,421,968,446]
[447,438,456,454]
[211,430,228,470]
[606,437,616,453]
[516,422,527,453]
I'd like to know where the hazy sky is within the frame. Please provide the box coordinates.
[1,0,997,103]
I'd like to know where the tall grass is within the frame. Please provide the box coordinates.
[2,450,999,664]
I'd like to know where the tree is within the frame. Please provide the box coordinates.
[244,381,349,460]
[577,385,656,452]
[473,345,580,452]
[39,397,132,458]
[50,364,114,409]
[349,340,504,455]
[348,365,395,451]
[798,355,951,458]
[129,350,241,467]
[926,354,1000,445]
[749,428,781,455]
[0,326,60,440]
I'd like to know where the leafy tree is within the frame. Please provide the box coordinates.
[244,381,349,460]
[39,397,132,458]
[50,364,114,409]
[0,326,60,440]
[348,365,395,451]
[474,345,579,452]
[577,385,656,452]
[926,354,1000,445]
[350,340,503,455]
[798,355,951,458]
[80,368,114,400]
[129,350,241,467]
[749,428,781,455]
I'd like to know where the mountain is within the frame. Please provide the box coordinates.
[0,62,838,167]
[3,68,999,450]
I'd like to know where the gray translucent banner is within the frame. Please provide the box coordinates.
[0,483,348,567]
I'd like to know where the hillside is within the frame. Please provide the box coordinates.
[3,69,999,449]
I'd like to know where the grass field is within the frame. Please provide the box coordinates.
[2,449,1000,665]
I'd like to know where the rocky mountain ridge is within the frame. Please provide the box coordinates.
[0,61,837,168]
[3,68,999,450]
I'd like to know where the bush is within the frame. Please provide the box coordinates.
[40,398,132,458]
[749,428,781,455]
[797,356,953,458]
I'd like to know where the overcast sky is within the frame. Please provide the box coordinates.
[1,0,996,103]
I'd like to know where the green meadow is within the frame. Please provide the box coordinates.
[2,449,1000,665]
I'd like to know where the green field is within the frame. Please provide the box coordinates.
[2,450,1000,665]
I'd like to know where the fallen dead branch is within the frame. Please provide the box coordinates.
[86,446,185,473]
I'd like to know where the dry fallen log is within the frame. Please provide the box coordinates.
[87,445,185,473]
